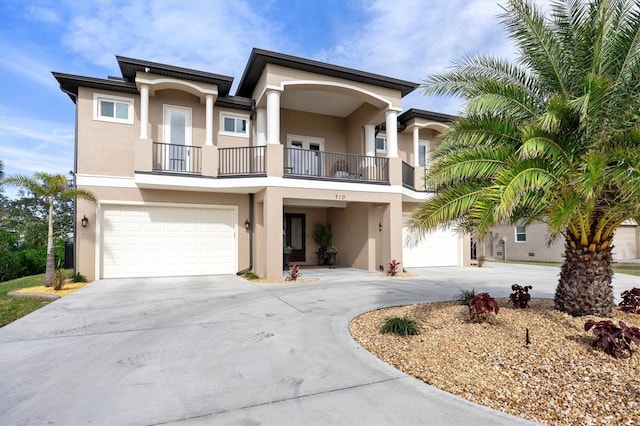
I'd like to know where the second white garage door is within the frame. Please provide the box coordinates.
[402,213,460,267]
[101,205,236,278]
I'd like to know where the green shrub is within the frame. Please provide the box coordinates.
[242,271,260,280]
[70,272,87,283]
[381,316,421,336]
[456,288,477,306]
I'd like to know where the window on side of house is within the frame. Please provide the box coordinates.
[418,140,430,168]
[375,134,387,153]
[515,225,527,242]
[220,114,248,137]
[93,93,134,124]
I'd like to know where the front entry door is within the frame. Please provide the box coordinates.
[284,213,306,262]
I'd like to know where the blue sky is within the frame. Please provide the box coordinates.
[0,0,523,198]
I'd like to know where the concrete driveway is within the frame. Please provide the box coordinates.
[1,263,637,425]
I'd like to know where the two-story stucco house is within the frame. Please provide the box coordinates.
[53,48,466,281]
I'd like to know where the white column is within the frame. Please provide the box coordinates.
[139,84,149,139]
[412,126,420,166]
[205,95,214,146]
[385,110,398,158]
[256,108,267,146]
[266,90,281,145]
[364,124,375,157]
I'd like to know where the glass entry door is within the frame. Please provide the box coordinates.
[287,135,323,176]
[163,106,192,172]
[284,213,306,262]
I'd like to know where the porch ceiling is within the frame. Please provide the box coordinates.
[284,198,348,208]
[281,89,364,117]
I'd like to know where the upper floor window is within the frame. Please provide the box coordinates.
[375,134,387,153]
[220,113,248,137]
[515,225,527,242]
[93,93,134,124]
[418,140,430,168]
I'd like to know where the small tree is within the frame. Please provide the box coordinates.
[1,173,96,287]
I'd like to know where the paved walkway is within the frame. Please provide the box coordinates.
[1,263,637,425]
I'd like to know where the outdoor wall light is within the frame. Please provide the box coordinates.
[244,219,251,230]
[81,215,89,228]
[378,222,382,232]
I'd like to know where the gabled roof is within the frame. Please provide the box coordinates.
[116,56,234,96]
[52,72,138,103]
[236,48,419,98]
[398,108,457,124]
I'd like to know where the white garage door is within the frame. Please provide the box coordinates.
[402,213,460,267]
[101,205,236,278]
[613,226,638,260]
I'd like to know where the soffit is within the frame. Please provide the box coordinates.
[237,48,418,98]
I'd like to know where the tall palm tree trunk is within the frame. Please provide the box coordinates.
[45,201,55,287]
[554,234,615,316]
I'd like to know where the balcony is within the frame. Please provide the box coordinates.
[402,161,414,189]
[153,143,202,174]
[218,146,266,177]
[283,148,388,183]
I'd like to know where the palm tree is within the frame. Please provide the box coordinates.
[410,0,640,316]
[1,173,96,287]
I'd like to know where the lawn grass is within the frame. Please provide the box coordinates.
[0,270,72,328]
[490,259,640,276]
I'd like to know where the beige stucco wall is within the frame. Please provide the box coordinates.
[77,87,140,176]
[76,186,250,281]
[254,64,402,111]
[281,109,346,151]
[486,222,639,262]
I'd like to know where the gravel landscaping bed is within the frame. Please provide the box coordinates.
[350,299,639,425]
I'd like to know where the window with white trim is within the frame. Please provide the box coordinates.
[515,225,527,242]
[220,113,248,137]
[93,93,134,124]
[418,140,430,168]
[375,134,387,153]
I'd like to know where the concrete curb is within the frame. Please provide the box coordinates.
[7,290,60,300]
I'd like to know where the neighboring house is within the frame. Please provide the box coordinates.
[477,221,640,263]
[54,48,467,281]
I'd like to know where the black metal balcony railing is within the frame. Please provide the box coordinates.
[218,146,266,176]
[284,148,388,183]
[402,161,415,189]
[153,142,202,174]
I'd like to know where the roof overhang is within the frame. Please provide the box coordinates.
[52,72,138,103]
[236,48,419,98]
[117,56,234,96]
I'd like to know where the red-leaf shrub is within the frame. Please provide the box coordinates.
[388,259,401,276]
[584,319,640,357]
[468,292,499,323]
[509,284,532,308]
[285,264,301,281]
[619,288,640,314]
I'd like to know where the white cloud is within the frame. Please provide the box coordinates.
[0,47,60,90]
[313,0,518,114]
[60,1,285,86]
[0,113,74,179]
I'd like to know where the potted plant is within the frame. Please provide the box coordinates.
[325,244,338,269]
[283,245,293,270]
[313,224,332,265]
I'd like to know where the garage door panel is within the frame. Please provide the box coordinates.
[402,213,459,267]
[102,205,236,279]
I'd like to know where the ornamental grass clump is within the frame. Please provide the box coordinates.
[381,316,421,336]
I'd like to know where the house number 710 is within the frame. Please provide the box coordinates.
[335,194,346,200]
